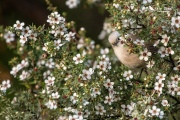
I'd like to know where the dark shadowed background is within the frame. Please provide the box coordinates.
[0,0,109,81]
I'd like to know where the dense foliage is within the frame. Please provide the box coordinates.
[0,0,180,119]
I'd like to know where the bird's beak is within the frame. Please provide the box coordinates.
[112,38,120,46]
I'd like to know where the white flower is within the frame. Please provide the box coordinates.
[29,32,37,41]
[45,100,57,109]
[4,31,15,43]
[161,100,169,106]
[42,86,51,94]
[91,88,101,98]
[77,38,85,49]
[149,106,160,116]
[83,110,90,118]
[123,70,133,80]
[158,46,167,57]
[21,59,29,68]
[50,24,67,36]
[121,104,134,115]
[68,115,78,120]
[96,59,111,71]
[73,54,83,64]
[133,39,144,46]
[74,110,83,120]
[171,16,180,28]
[43,70,52,79]
[159,111,164,119]
[103,22,113,34]
[54,39,63,50]
[45,76,55,86]
[70,93,78,104]
[83,100,89,106]
[161,34,170,46]
[141,5,154,12]
[108,89,116,97]
[19,35,28,46]
[45,58,55,69]
[66,0,80,9]
[171,75,180,85]
[96,61,105,71]
[104,79,114,89]
[167,82,177,96]
[0,80,11,92]
[21,26,32,36]
[47,12,65,25]
[51,92,60,99]
[13,20,24,30]
[65,32,75,41]
[100,48,109,55]
[139,48,152,61]
[104,96,114,105]
[122,19,132,27]
[81,68,93,80]
[156,73,166,82]
[95,103,106,115]
[19,70,30,80]
[113,3,120,9]
[173,64,180,71]
[10,66,20,77]
[146,60,155,68]
[166,47,174,55]
[154,82,164,92]
[42,42,50,52]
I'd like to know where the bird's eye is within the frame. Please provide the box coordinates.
[117,37,121,41]
[112,37,120,46]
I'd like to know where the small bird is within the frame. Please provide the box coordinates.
[108,31,146,70]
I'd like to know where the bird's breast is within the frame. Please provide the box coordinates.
[113,46,145,69]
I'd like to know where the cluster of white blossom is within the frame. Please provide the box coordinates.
[10,59,29,78]
[13,20,37,46]
[96,55,111,74]
[44,12,75,55]
[167,75,180,96]
[80,68,94,80]
[2,0,180,119]
[45,99,57,109]
[121,102,135,116]
[154,73,166,96]
[103,79,121,105]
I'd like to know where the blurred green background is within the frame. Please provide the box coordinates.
[0,0,109,81]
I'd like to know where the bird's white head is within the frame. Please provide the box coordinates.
[108,31,120,46]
